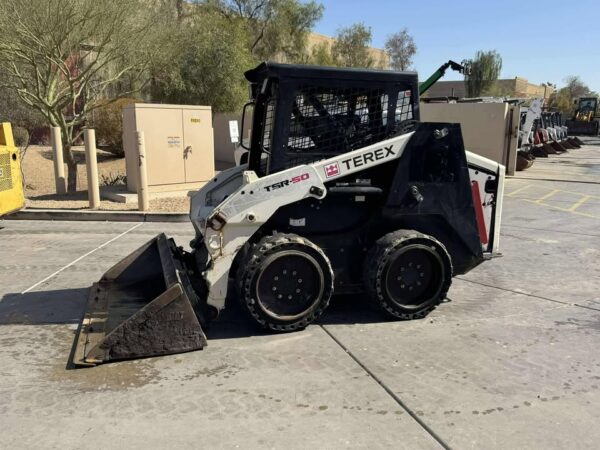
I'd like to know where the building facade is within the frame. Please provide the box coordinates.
[424,77,554,99]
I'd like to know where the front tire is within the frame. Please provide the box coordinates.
[237,233,334,331]
[364,230,452,319]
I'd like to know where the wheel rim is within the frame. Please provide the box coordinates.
[384,243,445,310]
[255,250,325,320]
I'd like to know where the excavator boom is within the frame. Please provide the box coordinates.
[419,60,470,96]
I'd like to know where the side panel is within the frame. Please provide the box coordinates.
[137,107,185,186]
[384,123,491,274]
[182,108,215,183]
[466,156,503,255]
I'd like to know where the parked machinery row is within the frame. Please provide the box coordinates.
[516,100,584,171]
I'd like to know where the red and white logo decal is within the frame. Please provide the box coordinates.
[324,162,340,178]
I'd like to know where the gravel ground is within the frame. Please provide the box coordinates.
[22,145,190,212]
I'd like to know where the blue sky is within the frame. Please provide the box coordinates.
[313,0,600,92]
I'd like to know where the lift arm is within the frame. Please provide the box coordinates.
[419,60,469,96]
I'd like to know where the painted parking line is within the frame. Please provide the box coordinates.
[520,198,599,219]
[505,184,532,197]
[21,223,143,294]
[506,184,600,219]
[534,189,560,204]
[568,195,592,212]
[556,188,600,200]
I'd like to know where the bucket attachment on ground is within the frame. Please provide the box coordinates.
[542,142,558,154]
[73,233,207,366]
[516,151,534,171]
[565,120,599,136]
[560,140,574,150]
[549,141,567,153]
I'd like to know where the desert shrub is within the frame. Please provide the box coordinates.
[12,126,30,147]
[100,172,127,186]
[92,98,137,157]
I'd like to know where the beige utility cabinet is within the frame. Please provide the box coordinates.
[123,103,214,192]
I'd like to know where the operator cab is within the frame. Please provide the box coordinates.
[242,62,420,177]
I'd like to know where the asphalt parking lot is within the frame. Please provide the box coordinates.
[1,143,599,449]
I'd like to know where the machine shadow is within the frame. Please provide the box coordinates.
[207,294,392,340]
[0,288,393,348]
[0,288,88,325]
[0,287,391,330]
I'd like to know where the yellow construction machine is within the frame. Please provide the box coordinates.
[0,122,25,216]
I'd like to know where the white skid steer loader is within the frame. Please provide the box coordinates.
[74,62,505,366]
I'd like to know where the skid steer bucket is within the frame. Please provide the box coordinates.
[73,233,207,366]
[542,142,558,155]
[565,120,599,136]
[549,141,567,153]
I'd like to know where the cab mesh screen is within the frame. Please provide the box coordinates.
[283,86,412,169]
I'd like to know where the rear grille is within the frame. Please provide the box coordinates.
[0,153,13,192]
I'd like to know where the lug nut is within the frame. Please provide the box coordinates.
[417,281,422,286]
[420,273,424,277]
[409,286,414,291]
[272,287,277,291]
[283,270,287,275]
[416,264,421,269]
[277,294,283,299]
[298,279,303,283]
[274,276,279,281]
[401,284,405,288]
[288,295,293,300]
[296,289,301,293]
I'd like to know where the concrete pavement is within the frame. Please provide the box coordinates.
[0,143,599,449]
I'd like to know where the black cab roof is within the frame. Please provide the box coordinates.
[245,61,419,85]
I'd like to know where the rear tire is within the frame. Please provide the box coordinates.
[364,230,452,320]
[237,233,334,331]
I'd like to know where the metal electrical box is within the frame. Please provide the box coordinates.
[0,123,25,216]
[123,104,215,192]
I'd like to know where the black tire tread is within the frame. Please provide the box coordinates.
[236,233,334,332]
[364,229,453,320]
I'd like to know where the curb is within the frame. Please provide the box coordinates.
[510,176,600,185]
[5,209,188,222]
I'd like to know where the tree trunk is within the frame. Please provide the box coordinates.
[63,144,78,193]
[176,0,184,21]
